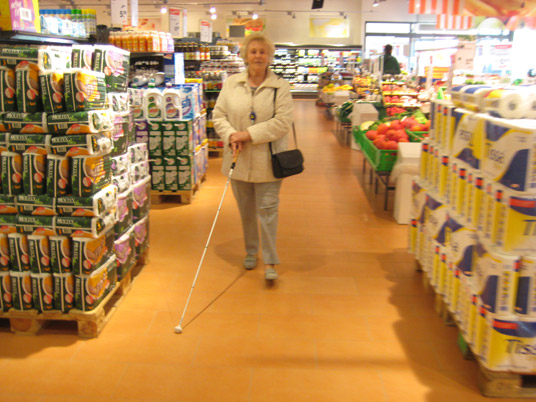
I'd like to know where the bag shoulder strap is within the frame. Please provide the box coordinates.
[269,88,297,156]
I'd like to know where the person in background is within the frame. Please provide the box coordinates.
[212,33,294,282]
[383,44,401,75]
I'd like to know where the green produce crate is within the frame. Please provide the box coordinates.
[335,107,352,123]
[356,129,397,172]
[406,130,427,143]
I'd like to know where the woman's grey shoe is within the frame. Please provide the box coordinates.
[243,255,257,270]
[264,266,278,281]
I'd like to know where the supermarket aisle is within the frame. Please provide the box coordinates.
[0,99,525,402]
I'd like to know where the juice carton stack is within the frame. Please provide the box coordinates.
[410,85,536,373]
[0,44,147,315]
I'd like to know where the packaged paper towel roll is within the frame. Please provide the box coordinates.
[10,271,32,310]
[450,85,466,108]
[465,168,485,227]
[0,271,13,311]
[0,195,17,215]
[114,227,135,279]
[23,152,47,195]
[2,152,23,196]
[74,254,117,311]
[46,155,71,198]
[8,233,30,272]
[57,184,117,217]
[462,86,493,112]
[16,194,56,216]
[53,272,74,312]
[31,272,53,312]
[425,192,449,246]
[419,139,429,183]
[72,227,114,275]
[39,71,65,114]
[516,255,536,318]
[28,235,51,274]
[16,63,41,113]
[474,240,520,316]
[47,110,114,135]
[483,89,536,119]
[451,109,487,169]
[49,235,72,274]
[481,117,536,192]
[0,66,16,112]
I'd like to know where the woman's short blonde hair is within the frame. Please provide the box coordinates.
[239,33,275,64]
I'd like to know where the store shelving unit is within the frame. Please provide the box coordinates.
[0,30,92,45]
[272,45,361,97]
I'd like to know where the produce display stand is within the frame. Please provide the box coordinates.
[0,249,149,338]
[355,128,396,210]
[418,263,536,399]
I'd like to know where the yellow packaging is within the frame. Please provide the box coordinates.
[430,240,442,291]
[474,240,520,317]
[431,144,440,192]
[454,163,468,218]
[409,179,427,255]
[446,159,458,209]
[451,109,486,170]
[515,255,536,318]
[425,192,449,246]
[495,190,536,254]
[15,63,41,113]
[0,0,41,33]
[10,270,32,310]
[477,180,501,244]
[479,314,536,372]
[465,169,484,227]
[419,139,429,183]
[458,272,472,337]
[461,85,493,112]
[483,89,536,119]
[450,85,466,108]
[481,117,536,192]
[31,272,53,312]
[442,102,458,151]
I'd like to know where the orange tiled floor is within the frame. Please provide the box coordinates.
[0,99,527,401]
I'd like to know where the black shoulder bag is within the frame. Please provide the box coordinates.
[268,89,304,178]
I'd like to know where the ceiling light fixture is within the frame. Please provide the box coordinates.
[210,13,217,20]
[252,12,259,19]
[161,6,168,13]
[373,0,379,7]
[209,6,216,13]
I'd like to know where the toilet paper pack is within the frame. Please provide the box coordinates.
[112,171,131,194]
[451,109,486,169]
[425,192,449,246]
[132,176,151,221]
[495,190,536,254]
[481,118,536,192]
[442,103,458,151]
[111,153,130,176]
[0,271,13,311]
[9,232,30,272]
[57,185,117,218]
[409,179,426,255]
[419,140,429,182]
[483,89,536,119]
[0,46,71,70]
[516,255,536,318]
[8,134,50,154]
[114,228,135,280]
[107,92,130,113]
[10,270,32,310]
[129,143,148,164]
[133,215,149,256]
[115,188,133,237]
[74,254,117,311]
[16,215,55,235]
[461,85,493,112]
[16,194,56,216]
[465,168,485,227]
[53,272,74,312]
[72,227,114,275]
[474,240,520,316]
[0,233,10,271]
[31,272,53,312]
[49,235,72,274]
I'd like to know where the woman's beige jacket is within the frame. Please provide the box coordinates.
[213,69,294,182]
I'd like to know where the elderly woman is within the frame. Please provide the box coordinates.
[213,33,294,282]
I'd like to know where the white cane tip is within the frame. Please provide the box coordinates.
[174,325,183,334]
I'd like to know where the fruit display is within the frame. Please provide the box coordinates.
[361,110,430,150]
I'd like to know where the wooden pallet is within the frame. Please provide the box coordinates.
[151,175,206,205]
[478,364,536,399]
[0,250,149,338]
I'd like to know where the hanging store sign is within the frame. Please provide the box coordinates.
[309,17,349,38]
[454,41,475,71]
[200,20,212,43]
[130,0,138,27]
[111,0,129,26]
[169,8,187,38]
